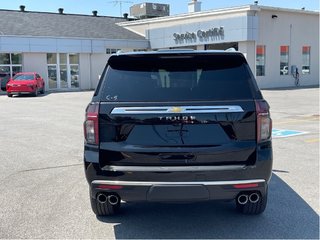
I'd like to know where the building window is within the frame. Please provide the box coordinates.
[47,53,80,89]
[302,46,311,74]
[106,48,121,54]
[133,49,148,52]
[280,46,289,75]
[47,53,58,89]
[59,53,68,88]
[256,45,266,76]
[69,54,79,88]
[0,53,22,77]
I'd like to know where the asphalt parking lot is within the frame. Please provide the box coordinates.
[0,88,319,239]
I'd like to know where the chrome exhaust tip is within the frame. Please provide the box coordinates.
[97,193,108,204]
[108,195,120,206]
[237,194,249,205]
[249,192,260,203]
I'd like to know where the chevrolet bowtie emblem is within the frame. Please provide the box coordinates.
[170,107,183,113]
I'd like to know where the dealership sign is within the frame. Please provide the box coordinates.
[173,27,224,44]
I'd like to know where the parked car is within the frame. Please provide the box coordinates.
[6,72,45,97]
[84,50,273,216]
[0,72,11,91]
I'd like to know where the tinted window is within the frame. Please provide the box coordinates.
[101,53,255,102]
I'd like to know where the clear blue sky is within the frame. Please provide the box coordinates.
[0,0,319,17]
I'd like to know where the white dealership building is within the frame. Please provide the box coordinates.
[0,2,319,90]
[121,2,319,89]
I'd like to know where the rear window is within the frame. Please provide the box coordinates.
[101,53,256,102]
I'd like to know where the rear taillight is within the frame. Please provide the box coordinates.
[84,102,99,145]
[255,100,272,143]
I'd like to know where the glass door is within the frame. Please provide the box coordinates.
[69,54,79,88]
[47,54,58,89]
[59,54,68,89]
[47,53,80,90]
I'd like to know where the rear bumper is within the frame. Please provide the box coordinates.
[84,141,272,202]
[91,179,267,202]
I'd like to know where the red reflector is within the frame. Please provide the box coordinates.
[233,183,259,189]
[96,185,123,190]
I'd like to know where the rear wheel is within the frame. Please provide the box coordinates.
[7,93,12,97]
[236,189,268,215]
[90,193,121,216]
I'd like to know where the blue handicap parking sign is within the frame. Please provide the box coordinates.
[272,129,308,138]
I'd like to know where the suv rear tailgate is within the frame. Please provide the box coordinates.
[98,100,256,166]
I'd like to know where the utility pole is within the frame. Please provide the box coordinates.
[108,0,133,17]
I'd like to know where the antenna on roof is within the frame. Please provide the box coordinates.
[107,0,133,17]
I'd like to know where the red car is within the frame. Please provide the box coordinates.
[6,72,45,97]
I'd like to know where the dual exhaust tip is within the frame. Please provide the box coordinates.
[97,193,120,205]
[237,192,260,205]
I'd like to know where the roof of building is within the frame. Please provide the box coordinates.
[0,9,144,40]
[119,4,319,26]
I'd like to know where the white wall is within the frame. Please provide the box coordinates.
[238,41,256,75]
[256,9,319,88]
[0,36,148,54]
[79,54,90,90]
[90,54,110,90]
[23,53,48,90]
[79,53,112,90]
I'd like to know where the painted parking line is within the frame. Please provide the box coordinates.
[272,129,308,138]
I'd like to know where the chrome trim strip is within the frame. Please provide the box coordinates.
[92,179,265,187]
[111,105,244,115]
[102,165,246,172]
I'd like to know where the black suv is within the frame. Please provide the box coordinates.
[84,50,272,216]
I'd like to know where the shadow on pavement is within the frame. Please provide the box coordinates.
[97,174,319,239]
[8,93,50,98]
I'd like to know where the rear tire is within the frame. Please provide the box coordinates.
[90,193,120,216]
[7,93,12,97]
[236,190,268,215]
